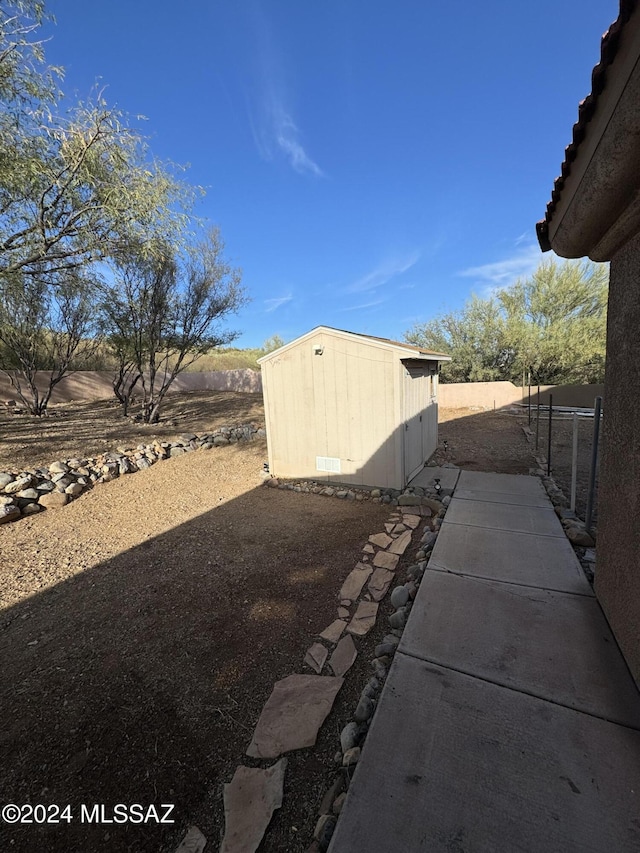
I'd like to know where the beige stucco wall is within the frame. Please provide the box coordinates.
[438,381,524,409]
[595,231,640,685]
[438,381,604,410]
[0,369,262,404]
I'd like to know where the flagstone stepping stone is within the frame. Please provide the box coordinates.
[388,530,412,556]
[392,523,407,533]
[362,543,375,554]
[401,514,421,529]
[319,619,347,643]
[384,523,395,533]
[367,567,395,602]
[174,826,206,853]
[247,675,344,758]
[329,634,358,677]
[346,601,379,636]
[337,606,350,618]
[369,532,393,549]
[373,551,399,571]
[339,564,372,601]
[220,759,287,852]
[304,642,328,674]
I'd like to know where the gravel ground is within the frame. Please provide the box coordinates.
[0,440,394,853]
[431,407,534,474]
[0,395,538,852]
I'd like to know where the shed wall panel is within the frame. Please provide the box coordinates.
[262,328,441,489]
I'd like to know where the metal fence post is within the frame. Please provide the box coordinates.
[535,383,540,452]
[585,396,603,536]
[570,413,578,512]
[547,393,553,476]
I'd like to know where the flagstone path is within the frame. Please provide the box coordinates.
[178,500,430,851]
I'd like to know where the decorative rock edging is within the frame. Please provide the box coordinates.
[262,475,455,508]
[0,424,265,526]
[205,484,448,853]
[310,495,448,853]
[533,460,597,585]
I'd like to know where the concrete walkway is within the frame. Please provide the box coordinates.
[329,471,640,852]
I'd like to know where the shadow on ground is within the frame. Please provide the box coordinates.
[0,485,390,853]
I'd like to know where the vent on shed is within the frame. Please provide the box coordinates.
[316,456,341,474]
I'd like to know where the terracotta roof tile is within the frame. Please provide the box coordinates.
[537,0,638,251]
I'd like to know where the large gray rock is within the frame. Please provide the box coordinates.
[65,482,84,496]
[565,526,595,547]
[21,502,42,516]
[0,504,20,524]
[340,721,360,753]
[16,488,39,500]
[4,476,33,494]
[48,460,70,474]
[0,472,14,488]
[398,494,421,506]
[354,695,375,723]
[390,585,410,609]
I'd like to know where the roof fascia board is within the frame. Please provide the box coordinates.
[547,12,640,258]
[258,326,450,363]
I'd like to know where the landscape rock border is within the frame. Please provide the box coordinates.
[208,480,448,853]
[532,458,597,585]
[309,493,448,853]
[0,424,265,526]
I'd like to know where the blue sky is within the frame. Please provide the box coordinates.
[43,1,619,348]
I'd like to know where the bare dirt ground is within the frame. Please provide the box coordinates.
[0,395,537,853]
[431,407,534,474]
[0,391,265,473]
[0,438,394,853]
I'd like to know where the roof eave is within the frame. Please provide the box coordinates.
[540,1,640,260]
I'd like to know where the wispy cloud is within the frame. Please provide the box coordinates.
[347,251,421,294]
[270,105,323,177]
[459,243,545,288]
[263,294,293,313]
[247,6,323,178]
[341,298,387,312]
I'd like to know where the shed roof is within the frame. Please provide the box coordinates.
[257,326,451,363]
[537,0,638,251]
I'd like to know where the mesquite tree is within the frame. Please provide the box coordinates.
[0,269,100,414]
[102,229,247,423]
[405,259,609,384]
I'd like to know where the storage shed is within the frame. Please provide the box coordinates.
[258,326,450,490]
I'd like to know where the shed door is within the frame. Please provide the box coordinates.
[403,366,429,483]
